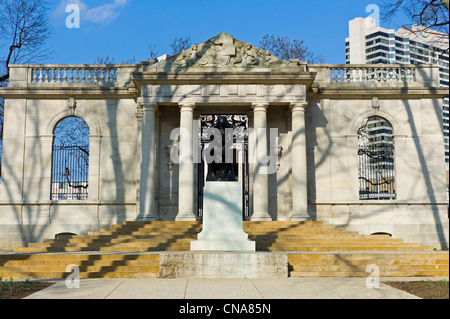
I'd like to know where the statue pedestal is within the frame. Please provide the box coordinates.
[191,182,255,252]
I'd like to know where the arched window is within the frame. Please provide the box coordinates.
[51,117,90,200]
[358,116,395,200]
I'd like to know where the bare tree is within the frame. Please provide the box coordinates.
[381,0,449,54]
[93,56,136,64]
[259,34,325,63]
[0,0,53,82]
[149,43,159,59]
[0,0,52,175]
[170,36,192,55]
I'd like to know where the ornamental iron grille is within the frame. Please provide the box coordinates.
[51,117,90,200]
[198,115,250,220]
[358,116,396,200]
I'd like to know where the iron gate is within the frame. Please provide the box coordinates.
[197,115,250,220]
[358,143,395,200]
[51,145,89,200]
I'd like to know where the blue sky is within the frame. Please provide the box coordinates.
[46,0,411,65]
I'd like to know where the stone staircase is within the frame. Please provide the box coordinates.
[0,221,448,279]
[0,254,159,279]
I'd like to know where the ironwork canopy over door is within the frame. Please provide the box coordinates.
[197,114,250,220]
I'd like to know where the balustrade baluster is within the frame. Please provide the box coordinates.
[56,68,61,82]
[31,68,36,83]
[74,68,79,82]
[113,68,118,82]
[44,68,49,82]
[69,68,74,83]
[87,68,92,82]
[104,68,109,82]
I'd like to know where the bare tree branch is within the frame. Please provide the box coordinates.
[170,36,192,56]
[381,0,449,34]
[258,34,325,63]
[0,0,53,82]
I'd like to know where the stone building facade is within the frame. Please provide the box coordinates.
[0,33,448,250]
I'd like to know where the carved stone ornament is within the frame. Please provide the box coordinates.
[67,97,77,114]
[154,33,289,69]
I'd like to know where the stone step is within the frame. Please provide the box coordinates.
[262,246,432,252]
[0,253,160,279]
[0,271,159,279]
[290,263,449,272]
[1,259,159,267]
[87,230,201,236]
[290,258,449,266]
[40,235,407,244]
[13,246,190,253]
[28,238,194,247]
[287,252,449,277]
[0,265,160,272]
[0,254,159,261]
[289,270,450,277]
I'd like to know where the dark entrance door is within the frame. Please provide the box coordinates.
[197,114,250,220]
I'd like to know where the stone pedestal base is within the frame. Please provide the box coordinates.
[159,253,288,278]
[191,182,255,252]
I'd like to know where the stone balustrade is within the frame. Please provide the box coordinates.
[309,64,440,87]
[6,64,136,88]
[30,65,119,84]
[329,65,416,83]
[6,63,441,89]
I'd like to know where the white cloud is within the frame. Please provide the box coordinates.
[54,0,129,25]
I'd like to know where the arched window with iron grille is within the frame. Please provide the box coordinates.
[358,116,396,200]
[51,117,90,201]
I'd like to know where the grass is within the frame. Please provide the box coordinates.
[385,279,449,299]
[0,276,54,300]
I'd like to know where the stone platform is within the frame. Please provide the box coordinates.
[159,252,287,278]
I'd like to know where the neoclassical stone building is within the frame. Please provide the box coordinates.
[0,33,448,250]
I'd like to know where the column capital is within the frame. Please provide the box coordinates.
[290,102,308,112]
[138,101,158,112]
[179,102,196,111]
[252,103,269,112]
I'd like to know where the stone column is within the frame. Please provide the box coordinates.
[176,103,197,221]
[290,102,311,221]
[137,102,158,221]
[251,103,272,221]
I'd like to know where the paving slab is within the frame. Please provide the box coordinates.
[25,277,421,300]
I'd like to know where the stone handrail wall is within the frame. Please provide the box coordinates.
[309,64,440,87]
[7,64,137,87]
[6,63,441,88]
[30,65,118,84]
[329,65,416,83]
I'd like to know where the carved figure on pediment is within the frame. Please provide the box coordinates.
[174,44,201,67]
[196,43,220,67]
[262,50,282,66]
[240,43,260,66]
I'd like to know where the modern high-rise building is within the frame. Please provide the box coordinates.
[346,17,449,166]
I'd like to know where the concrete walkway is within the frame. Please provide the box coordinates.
[25,277,422,299]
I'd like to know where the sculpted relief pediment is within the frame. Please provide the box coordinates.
[152,33,289,69]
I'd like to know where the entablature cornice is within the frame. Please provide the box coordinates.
[0,86,136,99]
[308,86,450,99]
